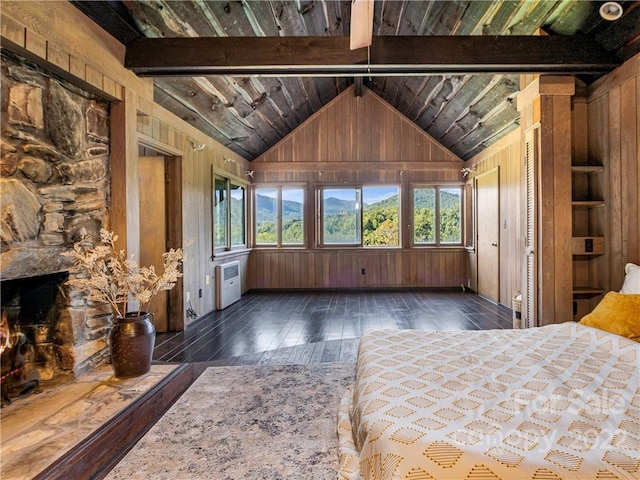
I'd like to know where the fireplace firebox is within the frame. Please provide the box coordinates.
[1,272,72,404]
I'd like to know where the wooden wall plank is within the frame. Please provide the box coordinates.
[248,249,467,289]
[583,53,640,310]
[2,1,153,100]
[1,13,25,46]
[551,95,573,323]
[608,86,623,288]
[467,129,522,307]
[46,43,69,72]
[620,78,638,276]
[253,86,463,167]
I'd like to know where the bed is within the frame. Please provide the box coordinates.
[338,321,640,479]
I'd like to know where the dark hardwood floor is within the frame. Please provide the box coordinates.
[154,290,513,367]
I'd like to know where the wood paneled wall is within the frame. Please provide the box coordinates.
[135,98,251,328]
[251,249,467,290]
[587,53,640,291]
[250,86,467,290]
[255,85,460,166]
[467,130,522,307]
[2,1,252,330]
[467,53,640,319]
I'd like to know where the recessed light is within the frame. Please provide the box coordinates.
[599,2,623,21]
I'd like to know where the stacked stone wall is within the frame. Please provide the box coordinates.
[0,53,112,378]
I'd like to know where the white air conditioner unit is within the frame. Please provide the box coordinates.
[215,261,241,310]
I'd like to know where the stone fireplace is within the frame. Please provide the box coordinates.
[1,52,113,394]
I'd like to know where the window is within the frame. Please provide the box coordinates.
[320,185,399,247]
[230,183,245,247]
[214,176,247,253]
[363,186,399,246]
[214,177,227,250]
[413,186,462,245]
[255,186,304,246]
[322,188,359,244]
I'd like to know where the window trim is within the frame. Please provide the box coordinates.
[229,181,246,248]
[410,183,464,247]
[213,174,248,256]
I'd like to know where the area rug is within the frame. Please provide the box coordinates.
[106,363,356,480]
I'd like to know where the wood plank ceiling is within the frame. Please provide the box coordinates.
[75,1,640,161]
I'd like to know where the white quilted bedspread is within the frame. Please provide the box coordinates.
[338,323,640,480]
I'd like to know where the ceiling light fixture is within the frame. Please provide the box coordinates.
[599,2,623,21]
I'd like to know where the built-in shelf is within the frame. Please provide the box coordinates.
[572,200,605,208]
[571,157,606,320]
[572,287,606,296]
[571,165,605,173]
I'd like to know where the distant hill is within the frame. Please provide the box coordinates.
[256,188,460,220]
[323,196,357,215]
[256,194,303,222]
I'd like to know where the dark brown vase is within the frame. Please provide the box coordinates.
[110,311,155,378]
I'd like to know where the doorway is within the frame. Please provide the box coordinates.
[137,146,183,332]
[138,155,169,331]
[476,168,500,303]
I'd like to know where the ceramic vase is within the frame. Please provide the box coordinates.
[110,311,155,378]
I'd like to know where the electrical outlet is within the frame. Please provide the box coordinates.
[199,288,203,298]
[585,238,594,253]
[205,275,210,285]
[361,268,366,275]
[186,292,190,302]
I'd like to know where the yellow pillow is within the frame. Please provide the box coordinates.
[579,291,640,341]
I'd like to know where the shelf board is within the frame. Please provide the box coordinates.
[572,200,605,208]
[571,237,605,255]
[572,287,606,296]
[571,165,605,173]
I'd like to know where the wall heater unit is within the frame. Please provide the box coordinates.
[215,261,241,310]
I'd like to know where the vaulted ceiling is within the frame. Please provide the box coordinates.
[74,1,640,161]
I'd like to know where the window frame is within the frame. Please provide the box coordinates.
[253,184,306,248]
[318,184,401,248]
[229,181,246,248]
[410,183,464,247]
[213,174,248,256]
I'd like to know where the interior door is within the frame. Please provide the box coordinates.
[138,155,169,332]
[476,168,500,303]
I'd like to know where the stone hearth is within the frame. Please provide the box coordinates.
[1,52,112,384]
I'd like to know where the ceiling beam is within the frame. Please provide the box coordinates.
[71,0,142,46]
[125,36,621,77]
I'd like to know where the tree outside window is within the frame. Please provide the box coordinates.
[214,177,227,250]
[214,176,247,253]
[413,186,462,245]
[230,183,245,247]
[321,186,399,247]
[362,186,399,246]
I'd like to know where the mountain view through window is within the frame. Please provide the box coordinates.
[256,186,461,246]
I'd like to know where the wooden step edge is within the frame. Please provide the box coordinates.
[34,362,198,480]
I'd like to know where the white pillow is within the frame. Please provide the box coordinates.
[620,263,640,294]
